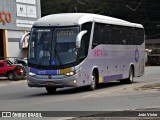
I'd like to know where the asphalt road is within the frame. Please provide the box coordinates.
[0,66,160,119]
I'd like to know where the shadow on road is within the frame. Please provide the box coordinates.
[28,81,140,97]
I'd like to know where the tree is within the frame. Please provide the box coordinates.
[41,0,160,39]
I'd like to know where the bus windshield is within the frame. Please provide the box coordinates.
[28,27,79,68]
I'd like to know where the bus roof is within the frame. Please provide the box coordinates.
[34,13,143,28]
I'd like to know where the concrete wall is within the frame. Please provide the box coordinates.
[0,0,41,60]
[7,30,24,62]
[0,0,41,31]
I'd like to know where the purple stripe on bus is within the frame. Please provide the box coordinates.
[30,67,58,75]
[103,74,123,82]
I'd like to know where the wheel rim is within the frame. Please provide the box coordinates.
[129,69,133,83]
[8,74,14,80]
[91,75,96,89]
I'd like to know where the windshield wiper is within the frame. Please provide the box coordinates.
[54,46,62,66]
[52,37,62,66]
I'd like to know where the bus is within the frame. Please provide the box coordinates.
[20,13,145,93]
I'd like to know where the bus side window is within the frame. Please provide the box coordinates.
[125,27,132,45]
[121,27,127,45]
[131,28,137,45]
[92,23,104,48]
[104,25,111,44]
[137,29,144,45]
[111,26,122,44]
[80,35,87,59]
[92,23,99,48]
[80,22,92,59]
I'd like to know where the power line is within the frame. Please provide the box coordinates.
[126,2,141,12]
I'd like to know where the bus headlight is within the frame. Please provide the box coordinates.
[65,72,74,76]
[29,72,36,76]
[65,68,80,76]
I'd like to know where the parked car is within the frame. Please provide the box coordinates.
[14,58,27,66]
[145,49,151,66]
[0,60,26,80]
[148,48,160,66]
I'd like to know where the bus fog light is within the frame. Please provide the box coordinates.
[73,80,77,83]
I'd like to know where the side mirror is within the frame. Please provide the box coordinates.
[76,30,87,48]
[19,32,30,49]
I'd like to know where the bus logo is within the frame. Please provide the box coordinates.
[94,49,103,57]
[135,48,139,63]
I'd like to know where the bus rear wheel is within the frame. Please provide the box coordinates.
[126,67,134,84]
[127,67,134,83]
[120,67,134,84]
[46,87,56,94]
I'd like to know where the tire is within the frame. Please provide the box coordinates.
[120,67,134,84]
[7,72,15,80]
[46,87,56,94]
[14,65,26,78]
[126,67,134,84]
[89,72,97,91]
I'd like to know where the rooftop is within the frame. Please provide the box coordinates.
[34,13,143,28]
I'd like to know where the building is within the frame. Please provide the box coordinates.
[145,39,160,49]
[0,0,41,62]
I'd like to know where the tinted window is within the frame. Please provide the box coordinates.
[80,22,92,59]
[92,22,144,46]
[131,28,137,45]
[137,29,144,45]
[122,27,144,45]
[103,25,111,44]
[121,27,128,44]
[92,23,104,48]
[111,26,122,44]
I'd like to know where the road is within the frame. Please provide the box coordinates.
[0,66,160,119]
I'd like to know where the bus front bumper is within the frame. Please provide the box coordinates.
[27,74,78,88]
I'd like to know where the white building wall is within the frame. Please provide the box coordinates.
[7,30,24,62]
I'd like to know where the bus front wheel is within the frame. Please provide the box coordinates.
[46,87,56,94]
[89,72,96,91]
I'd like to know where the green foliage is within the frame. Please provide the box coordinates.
[41,0,160,38]
[41,0,110,15]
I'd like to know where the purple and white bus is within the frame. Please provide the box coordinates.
[20,13,145,93]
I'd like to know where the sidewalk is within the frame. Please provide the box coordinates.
[69,107,160,120]
[0,77,11,83]
[68,82,160,120]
